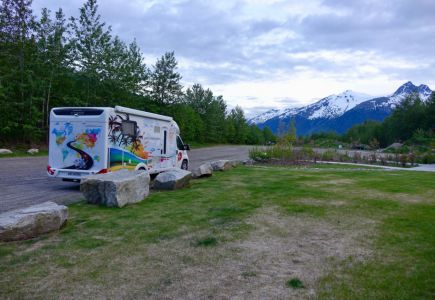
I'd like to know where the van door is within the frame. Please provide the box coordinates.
[49,108,107,177]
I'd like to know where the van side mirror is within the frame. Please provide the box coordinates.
[184,144,190,151]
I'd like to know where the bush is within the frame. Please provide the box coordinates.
[301,146,315,160]
[249,147,271,161]
[321,150,335,161]
[400,154,408,167]
[418,153,435,164]
[353,152,361,163]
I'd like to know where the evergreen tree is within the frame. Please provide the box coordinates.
[0,0,37,142]
[228,106,249,144]
[246,125,265,145]
[36,7,69,131]
[262,127,276,144]
[0,1,255,147]
[149,51,183,104]
[70,0,111,105]
[184,83,214,115]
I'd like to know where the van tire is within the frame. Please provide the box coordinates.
[181,160,188,170]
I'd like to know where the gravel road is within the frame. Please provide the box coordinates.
[0,145,253,213]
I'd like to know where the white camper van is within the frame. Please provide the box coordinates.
[47,106,190,180]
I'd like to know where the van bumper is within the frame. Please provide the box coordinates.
[47,168,98,180]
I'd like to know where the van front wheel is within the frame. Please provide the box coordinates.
[181,160,188,170]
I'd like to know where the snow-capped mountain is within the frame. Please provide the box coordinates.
[249,108,284,125]
[379,81,432,109]
[249,82,433,135]
[298,90,373,120]
[249,90,372,125]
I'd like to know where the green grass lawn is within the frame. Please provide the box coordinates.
[0,165,434,298]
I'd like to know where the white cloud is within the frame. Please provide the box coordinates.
[32,0,435,118]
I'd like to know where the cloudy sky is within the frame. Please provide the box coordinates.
[33,0,435,117]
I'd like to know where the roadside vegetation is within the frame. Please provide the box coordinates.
[1,165,434,298]
[249,144,425,167]
[286,93,435,164]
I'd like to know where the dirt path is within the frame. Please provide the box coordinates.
[0,146,253,213]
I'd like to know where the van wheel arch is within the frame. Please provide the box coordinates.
[181,160,188,170]
[135,163,147,171]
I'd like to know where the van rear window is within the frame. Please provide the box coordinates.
[53,108,104,116]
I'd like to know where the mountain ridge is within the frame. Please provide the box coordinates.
[249,81,432,135]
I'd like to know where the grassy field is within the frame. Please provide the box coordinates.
[0,165,434,299]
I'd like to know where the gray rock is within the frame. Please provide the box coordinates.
[80,170,150,208]
[242,159,255,165]
[154,169,192,190]
[229,160,242,167]
[0,202,68,242]
[27,148,39,155]
[192,163,213,179]
[210,160,233,171]
[0,149,12,155]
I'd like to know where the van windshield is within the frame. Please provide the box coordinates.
[177,136,185,150]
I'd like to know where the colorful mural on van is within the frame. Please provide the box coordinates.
[51,122,102,170]
[108,114,151,170]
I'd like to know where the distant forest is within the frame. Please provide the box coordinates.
[344,94,434,146]
[0,0,275,146]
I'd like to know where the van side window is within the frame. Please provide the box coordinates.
[163,130,167,154]
[121,120,137,136]
[177,136,184,150]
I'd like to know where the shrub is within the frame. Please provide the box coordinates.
[419,153,435,164]
[321,150,335,161]
[408,153,415,166]
[249,147,271,161]
[353,152,361,163]
[301,146,315,160]
[286,278,304,289]
[400,154,408,167]
[369,153,377,164]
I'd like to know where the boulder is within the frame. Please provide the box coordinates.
[154,169,192,190]
[192,163,213,179]
[80,169,150,208]
[210,160,233,171]
[0,202,68,242]
[242,159,255,165]
[27,148,39,155]
[0,149,12,155]
[229,160,242,167]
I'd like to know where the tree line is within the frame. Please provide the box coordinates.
[0,0,274,146]
[345,93,434,148]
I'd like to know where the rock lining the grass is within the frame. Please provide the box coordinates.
[210,160,233,171]
[27,148,39,155]
[192,163,213,179]
[0,149,12,155]
[80,169,150,207]
[154,169,192,190]
[0,202,68,241]
[242,159,255,165]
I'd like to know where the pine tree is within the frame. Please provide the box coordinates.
[70,0,112,105]
[149,51,183,104]
[0,0,37,142]
[228,106,249,144]
[36,7,68,132]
